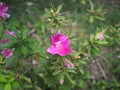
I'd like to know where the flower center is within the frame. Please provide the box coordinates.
[55,41,62,51]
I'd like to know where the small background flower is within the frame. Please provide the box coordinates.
[0,2,10,19]
[64,58,74,68]
[5,30,15,37]
[1,38,9,44]
[98,33,104,40]
[2,49,13,58]
[59,79,64,85]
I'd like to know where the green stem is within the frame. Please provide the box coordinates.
[75,2,78,24]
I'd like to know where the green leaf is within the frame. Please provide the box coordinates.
[4,83,11,90]
[52,70,62,75]
[5,55,16,67]
[9,77,15,82]
[91,45,100,55]
[95,40,108,45]
[57,4,63,13]
[0,41,16,50]
[78,80,86,88]
[21,27,29,40]
[67,70,77,74]
[27,38,38,49]
[49,66,57,70]
[78,67,84,74]
[80,0,86,5]
[20,75,31,83]
[12,82,20,88]
[79,60,87,65]
[66,73,76,84]
[4,34,17,42]
[89,0,94,11]
[23,84,33,89]
[37,47,47,63]
[20,46,28,55]
[95,16,105,21]
[0,83,4,90]
[58,84,72,90]
[0,74,8,83]
[90,34,94,42]
[39,56,47,63]
[0,56,3,62]
[0,56,5,64]
[94,33,99,40]
[90,16,94,23]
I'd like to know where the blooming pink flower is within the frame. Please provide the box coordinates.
[5,66,11,69]
[5,30,15,37]
[1,38,9,44]
[0,2,10,19]
[1,49,13,58]
[59,79,64,85]
[98,33,104,40]
[47,30,72,56]
[64,59,74,68]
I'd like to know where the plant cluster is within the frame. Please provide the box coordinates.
[0,1,120,90]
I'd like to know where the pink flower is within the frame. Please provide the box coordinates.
[5,66,11,69]
[5,30,15,37]
[1,49,13,58]
[1,38,9,44]
[0,2,10,19]
[47,30,72,56]
[98,33,104,40]
[64,59,74,68]
[59,79,64,85]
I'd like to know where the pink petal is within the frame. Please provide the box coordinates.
[59,79,64,84]
[2,13,10,18]
[2,49,13,58]
[0,2,3,7]
[5,66,12,69]
[64,59,74,68]
[1,38,9,44]
[1,5,8,12]
[65,64,71,68]
[0,3,10,19]
[51,31,68,45]
[47,45,58,55]
[58,40,72,56]
[5,30,15,36]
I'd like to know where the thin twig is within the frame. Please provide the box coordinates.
[96,59,107,80]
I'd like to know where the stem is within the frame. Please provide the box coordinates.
[91,56,107,80]
[75,2,78,24]
[96,59,107,80]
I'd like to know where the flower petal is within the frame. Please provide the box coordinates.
[1,49,13,58]
[47,45,58,55]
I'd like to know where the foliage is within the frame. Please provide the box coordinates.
[0,0,120,90]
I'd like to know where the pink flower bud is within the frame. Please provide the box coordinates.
[2,13,10,18]
[5,30,15,37]
[64,59,74,68]
[65,64,71,68]
[1,38,9,44]
[2,49,13,58]
[5,66,11,69]
[59,79,64,85]
[98,33,104,40]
